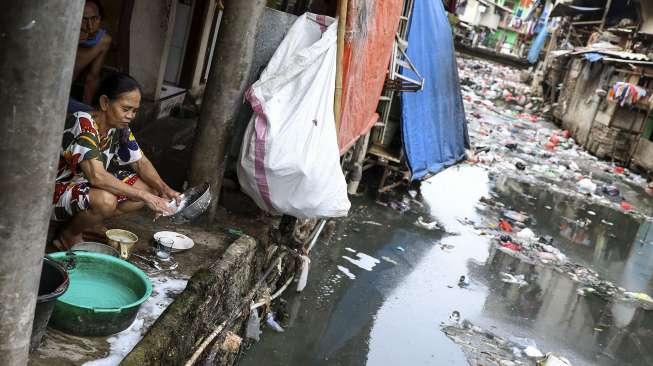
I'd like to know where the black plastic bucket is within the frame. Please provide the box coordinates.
[30,256,69,352]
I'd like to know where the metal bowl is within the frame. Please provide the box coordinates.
[169,183,211,224]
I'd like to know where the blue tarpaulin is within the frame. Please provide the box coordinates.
[527,21,549,63]
[401,0,468,181]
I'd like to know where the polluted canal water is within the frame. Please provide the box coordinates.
[239,57,653,366]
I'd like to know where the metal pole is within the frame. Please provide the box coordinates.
[188,0,266,221]
[347,132,370,195]
[0,1,83,364]
[599,0,613,31]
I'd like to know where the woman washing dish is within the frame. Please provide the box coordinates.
[53,73,179,249]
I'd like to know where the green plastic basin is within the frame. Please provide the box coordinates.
[48,251,152,336]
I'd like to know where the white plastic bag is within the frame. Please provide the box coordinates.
[238,13,350,219]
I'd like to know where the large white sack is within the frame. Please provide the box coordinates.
[237,13,350,219]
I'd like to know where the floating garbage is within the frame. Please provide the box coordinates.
[458,275,470,288]
[389,199,410,214]
[442,315,557,365]
[449,310,461,324]
[601,185,620,197]
[540,354,572,366]
[501,210,530,224]
[500,272,528,287]
[415,216,440,230]
[499,219,513,232]
[577,178,597,194]
[246,308,262,341]
[362,220,383,226]
[624,291,653,304]
[576,287,597,296]
[524,346,544,359]
[296,255,310,292]
[516,228,535,240]
[265,312,284,333]
[620,201,634,211]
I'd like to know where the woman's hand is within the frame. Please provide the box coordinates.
[144,193,175,215]
[160,185,182,204]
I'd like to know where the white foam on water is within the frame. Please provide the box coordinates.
[337,265,356,279]
[344,247,357,253]
[342,252,380,271]
[83,276,188,366]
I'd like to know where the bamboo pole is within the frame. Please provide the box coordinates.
[599,0,613,31]
[334,0,348,135]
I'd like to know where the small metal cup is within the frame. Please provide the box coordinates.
[155,237,174,260]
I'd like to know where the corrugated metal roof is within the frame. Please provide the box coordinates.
[570,48,650,61]
[550,4,601,17]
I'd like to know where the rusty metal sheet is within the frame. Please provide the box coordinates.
[337,0,404,154]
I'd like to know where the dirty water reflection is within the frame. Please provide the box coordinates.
[240,162,653,366]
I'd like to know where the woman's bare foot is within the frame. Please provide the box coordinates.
[53,230,84,251]
[82,224,110,242]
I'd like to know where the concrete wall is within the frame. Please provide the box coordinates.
[130,0,177,100]
[586,123,639,162]
[553,57,581,121]
[459,0,481,25]
[479,7,501,29]
[632,138,653,172]
[560,61,604,145]
[557,58,651,165]
[460,1,501,29]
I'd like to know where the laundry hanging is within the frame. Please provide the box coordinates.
[609,82,648,107]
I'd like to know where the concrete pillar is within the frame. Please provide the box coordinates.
[188,0,267,220]
[0,1,84,364]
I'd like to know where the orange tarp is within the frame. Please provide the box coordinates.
[338,0,404,153]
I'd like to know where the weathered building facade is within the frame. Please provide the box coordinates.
[537,0,653,173]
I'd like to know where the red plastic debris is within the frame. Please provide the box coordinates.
[620,201,634,211]
[549,135,560,145]
[500,241,522,252]
[499,219,513,232]
[544,142,556,150]
[517,114,539,122]
[562,130,571,139]
[614,166,625,174]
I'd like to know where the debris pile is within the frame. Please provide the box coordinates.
[442,315,572,366]
[458,56,652,220]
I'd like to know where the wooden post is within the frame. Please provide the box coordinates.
[599,0,613,31]
[334,0,348,136]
